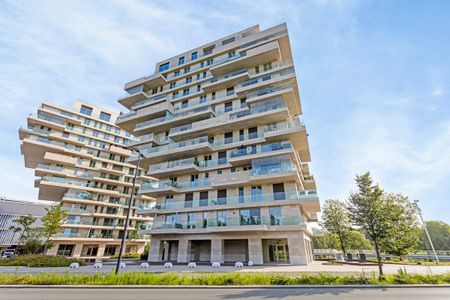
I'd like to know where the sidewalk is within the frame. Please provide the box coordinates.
[0,261,449,275]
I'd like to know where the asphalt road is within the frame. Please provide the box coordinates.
[1,287,449,300]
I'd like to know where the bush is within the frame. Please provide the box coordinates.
[0,270,449,285]
[111,253,141,259]
[0,255,85,267]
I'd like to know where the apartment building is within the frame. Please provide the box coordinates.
[19,101,154,261]
[0,198,49,251]
[116,23,320,265]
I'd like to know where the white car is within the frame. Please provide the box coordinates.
[1,249,15,258]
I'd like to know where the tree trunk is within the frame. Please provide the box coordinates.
[338,232,346,256]
[374,239,383,277]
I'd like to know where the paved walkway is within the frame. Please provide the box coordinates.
[0,261,449,275]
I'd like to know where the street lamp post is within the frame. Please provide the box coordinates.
[115,149,142,274]
[414,199,439,264]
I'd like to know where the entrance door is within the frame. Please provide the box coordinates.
[268,240,289,263]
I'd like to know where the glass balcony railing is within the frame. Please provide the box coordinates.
[36,163,64,172]
[147,190,317,212]
[117,111,137,122]
[37,112,67,126]
[136,106,211,130]
[230,141,292,158]
[131,93,167,110]
[230,101,285,120]
[140,136,209,155]
[151,214,306,231]
[141,179,210,192]
[207,68,247,85]
[251,164,297,176]
[246,83,292,100]
[237,68,295,90]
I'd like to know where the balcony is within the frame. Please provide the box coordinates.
[169,101,288,141]
[131,93,167,110]
[250,163,299,185]
[202,68,249,92]
[134,106,214,133]
[140,179,211,196]
[209,40,281,76]
[229,141,293,166]
[124,73,167,94]
[236,67,295,96]
[117,101,175,133]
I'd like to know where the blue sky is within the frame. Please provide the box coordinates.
[0,0,449,223]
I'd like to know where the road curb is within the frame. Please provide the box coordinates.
[1,284,450,289]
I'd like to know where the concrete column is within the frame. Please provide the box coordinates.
[210,238,223,263]
[288,233,308,265]
[148,238,161,262]
[72,243,83,258]
[96,244,106,262]
[177,239,191,263]
[46,243,59,256]
[248,238,263,264]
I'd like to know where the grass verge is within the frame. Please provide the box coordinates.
[0,255,85,268]
[0,270,449,285]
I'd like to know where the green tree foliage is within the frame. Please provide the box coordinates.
[313,231,372,250]
[348,172,420,276]
[417,220,450,251]
[8,214,36,252]
[320,199,352,255]
[41,205,67,251]
[378,193,420,258]
[346,231,373,250]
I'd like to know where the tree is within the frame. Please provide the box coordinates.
[378,193,420,258]
[320,199,352,255]
[41,205,67,252]
[348,172,388,276]
[417,220,450,251]
[8,214,36,252]
[313,231,372,250]
[345,230,373,250]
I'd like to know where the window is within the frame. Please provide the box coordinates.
[115,128,120,134]
[184,193,193,208]
[114,136,120,143]
[67,123,74,131]
[207,59,213,66]
[240,208,261,225]
[273,183,285,200]
[199,95,207,103]
[224,101,233,112]
[248,127,258,139]
[239,129,244,141]
[172,91,179,99]
[181,100,188,108]
[99,112,111,122]
[231,167,236,173]
[106,125,112,132]
[217,210,227,226]
[104,246,116,256]
[270,207,282,225]
[191,52,197,60]
[240,98,246,108]
[217,189,227,205]
[186,77,192,84]
[182,89,189,96]
[228,51,236,58]
[251,186,263,202]
[104,133,110,140]
[211,92,216,100]
[200,191,209,207]
[187,213,197,228]
[92,130,99,137]
[226,87,234,96]
[222,37,235,45]
[84,118,90,126]
[159,62,170,72]
[178,56,185,65]
[196,73,201,80]
[184,67,190,73]
[174,70,180,77]
[203,72,207,78]
[80,105,92,116]
[218,151,227,165]
[224,132,233,144]
[196,85,201,92]
[239,187,245,203]
[57,244,74,256]
[170,82,176,89]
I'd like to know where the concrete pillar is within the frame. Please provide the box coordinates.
[288,233,308,265]
[72,243,83,258]
[177,239,191,263]
[46,243,59,256]
[210,238,223,263]
[248,238,263,264]
[148,238,161,262]
[96,244,106,262]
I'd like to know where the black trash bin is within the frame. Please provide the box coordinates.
[347,253,353,262]
[359,253,367,263]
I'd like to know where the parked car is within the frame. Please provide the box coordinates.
[1,249,15,258]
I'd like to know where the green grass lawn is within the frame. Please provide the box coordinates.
[0,270,449,285]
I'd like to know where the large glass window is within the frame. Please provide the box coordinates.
[80,105,93,116]
[191,52,197,60]
[99,112,111,122]
[57,244,74,256]
[159,62,170,72]
[251,186,262,202]
[178,56,185,65]
[240,208,261,225]
[217,210,227,227]
[269,207,282,225]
